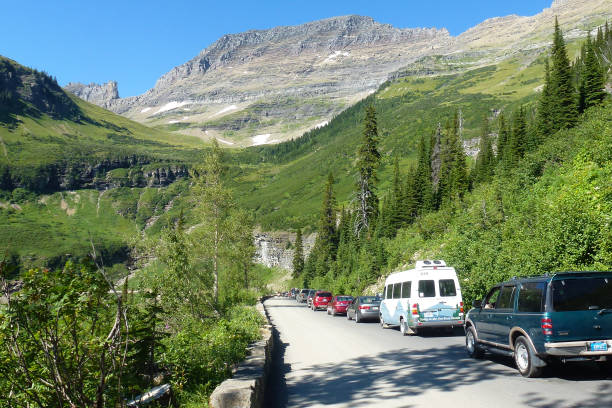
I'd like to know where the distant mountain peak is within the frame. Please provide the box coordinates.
[64,81,119,108]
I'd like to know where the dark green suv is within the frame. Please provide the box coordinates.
[465,272,612,377]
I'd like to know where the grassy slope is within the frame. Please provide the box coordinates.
[0,83,205,271]
[231,49,547,230]
[0,95,203,169]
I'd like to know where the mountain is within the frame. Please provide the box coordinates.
[66,0,610,147]
[67,15,451,146]
[64,81,120,110]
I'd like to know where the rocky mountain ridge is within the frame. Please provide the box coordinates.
[64,81,119,110]
[66,0,611,147]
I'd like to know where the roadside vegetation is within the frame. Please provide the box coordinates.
[292,21,612,305]
[0,141,269,407]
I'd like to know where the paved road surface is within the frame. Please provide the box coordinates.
[263,297,612,408]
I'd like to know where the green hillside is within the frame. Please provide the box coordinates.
[231,49,549,230]
[0,56,205,273]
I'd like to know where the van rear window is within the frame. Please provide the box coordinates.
[418,280,436,297]
[552,277,612,311]
[439,279,456,297]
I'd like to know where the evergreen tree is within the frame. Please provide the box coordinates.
[292,228,305,278]
[497,112,510,166]
[536,59,554,140]
[354,106,381,237]
[507,106,528,166]
[318,172,338,253]
[388,157,403,232]
[580,35,607,111]
[549,18,578,131]
[429,124,442,204]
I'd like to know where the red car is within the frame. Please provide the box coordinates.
[326,295,354,316]
[311,291,332,311]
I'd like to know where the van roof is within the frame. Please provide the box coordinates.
[384,266,457,284]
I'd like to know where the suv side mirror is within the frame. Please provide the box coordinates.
[473,299,482,308]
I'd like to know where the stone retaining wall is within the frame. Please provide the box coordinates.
[209,299,274,408]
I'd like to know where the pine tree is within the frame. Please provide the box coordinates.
[354,106,381,237]
[496,112,509,166]
[388,157,403,232]
[318,172,338,253]
[536,59,554,140]
[429,124,442,202]
[581,35,607,111]
[549,18,578,130]
[507,106,527,166]
[292,228,305,278]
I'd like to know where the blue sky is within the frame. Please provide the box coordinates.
[2,0,552,97]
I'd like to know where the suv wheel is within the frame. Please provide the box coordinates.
[465,326,484,359]
[514,336,543,378]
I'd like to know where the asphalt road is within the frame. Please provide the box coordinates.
[263,297,612,408]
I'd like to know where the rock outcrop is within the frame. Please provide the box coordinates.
[65,81,119,109]
[253,230,316,271]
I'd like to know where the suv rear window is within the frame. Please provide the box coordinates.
[518,282,546,312]
[439,279,456,297]
[418,280,436,297]
[552,277,612,311]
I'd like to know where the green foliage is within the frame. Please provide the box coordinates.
[0,261,127,407]
[548,18,578,131]
[160,305,264,400]
[292,228,304,278]
[355,106,381,236]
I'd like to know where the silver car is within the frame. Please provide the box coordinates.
[297,289,311,303]
[347,296,381,323]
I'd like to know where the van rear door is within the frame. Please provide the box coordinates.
[549,274,612,343]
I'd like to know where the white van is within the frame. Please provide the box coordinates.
[380,260,464,335]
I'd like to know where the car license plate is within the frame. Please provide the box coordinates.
[372,306,378,311]
[590,342,608,351]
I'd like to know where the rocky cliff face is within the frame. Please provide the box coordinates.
[64,81,119,109]
[254,230,316,271]
[67,15,451,146]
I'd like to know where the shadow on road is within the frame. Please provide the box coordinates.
[265,341,612,408]
[263,326,289,408]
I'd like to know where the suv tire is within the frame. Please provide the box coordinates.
[514,336,543,378]
[465,326,484,359]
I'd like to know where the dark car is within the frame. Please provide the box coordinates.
[465,272,612,377]
[327,295,353,316]
[312,291,333,311]
[306,289,318,308]
[297,289,311,303]
[347,296,381,323]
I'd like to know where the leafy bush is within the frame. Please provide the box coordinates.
[160,305,264,400]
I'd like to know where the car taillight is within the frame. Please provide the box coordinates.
[412,303,419,315]
[460,302,464,314]
[541,317,553,335]
[359,305,370,310]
